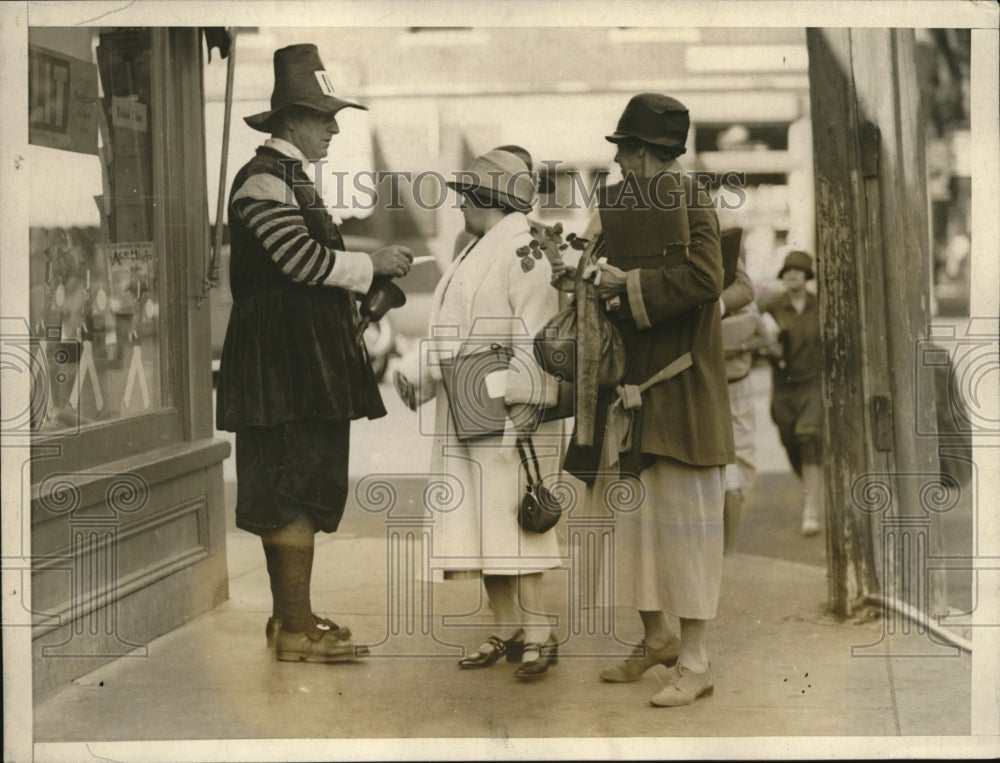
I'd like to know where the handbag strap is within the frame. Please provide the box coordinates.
[515,437,543,487]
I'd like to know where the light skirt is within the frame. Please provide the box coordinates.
[593,455,725,619]
[725,373,757,492]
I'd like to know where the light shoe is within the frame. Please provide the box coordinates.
[800,463,824,536]
[649,663,714,707]
[599,639,680,683]
[801,516,821,536]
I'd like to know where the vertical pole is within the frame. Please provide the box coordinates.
[806,29,881,615]
[850,29,943,614]
[807,29,939,616]
[208,30,236,292]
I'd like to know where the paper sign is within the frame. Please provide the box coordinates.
[102,241,155,314]
[111,96,148,132]
[484,370,507,399]
[29,44,99,155]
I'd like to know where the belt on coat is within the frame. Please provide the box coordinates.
[606,352,694,466]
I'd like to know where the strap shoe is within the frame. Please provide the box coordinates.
[513,635,559,681]
[458,630,525,669]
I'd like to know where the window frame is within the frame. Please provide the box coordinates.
[30,28,191,485]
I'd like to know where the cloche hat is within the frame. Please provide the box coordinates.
[245,43,367,132]
[494,144,555,195]
[777,250,815,280]
[446,149,536,212]
[606,93,690,150]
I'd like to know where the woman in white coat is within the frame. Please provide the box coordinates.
[394,149,563,681]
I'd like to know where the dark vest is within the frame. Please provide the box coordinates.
[216,146,385,430]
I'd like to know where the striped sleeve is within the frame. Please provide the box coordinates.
[231,173,374,292]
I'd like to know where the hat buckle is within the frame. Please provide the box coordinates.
[245,43,367,132]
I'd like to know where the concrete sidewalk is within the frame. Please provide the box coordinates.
[33,521,972,747]
[29,369,980,758]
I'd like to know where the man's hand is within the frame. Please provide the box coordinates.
[587,261,628,300]
[370,245,414,278]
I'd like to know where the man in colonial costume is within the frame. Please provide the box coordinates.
[216,43,412,663]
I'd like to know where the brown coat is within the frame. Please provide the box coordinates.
[565,169,735,476]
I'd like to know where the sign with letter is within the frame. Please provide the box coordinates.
[29,44,99,155]
[111,96,148,132]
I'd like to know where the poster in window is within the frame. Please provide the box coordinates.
[101,241,156,315]
[29,44,99,156]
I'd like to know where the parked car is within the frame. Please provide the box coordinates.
[209,235,398,385]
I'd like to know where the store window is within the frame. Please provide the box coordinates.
[29,28,163,433]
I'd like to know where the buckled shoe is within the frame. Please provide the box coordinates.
[458,630,525,669]
[266,615,354,648]
[275,628,364,663]
[513,635,559,681]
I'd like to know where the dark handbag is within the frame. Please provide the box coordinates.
[439,343,513,441]
[533,300,626,387]
[516,438,562,534]
[440,343,574,440]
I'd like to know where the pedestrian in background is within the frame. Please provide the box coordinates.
[572,93,734,708]
[762,250,825,536]
[394,148,564,681]
[717,230,764,554]
[216,44,413,663]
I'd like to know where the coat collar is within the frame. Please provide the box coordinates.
[429,211,530,334]
[263,137,315,182]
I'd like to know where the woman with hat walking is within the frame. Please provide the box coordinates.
[570,93,735,708]
[394,149,564,681]
[763,250,825,536]
[216,43,413,663]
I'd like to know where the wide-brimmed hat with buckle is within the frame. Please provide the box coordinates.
[446,149,536,212]
[606,93,690,149]
[245,43,367,132]
[777,250,815,280]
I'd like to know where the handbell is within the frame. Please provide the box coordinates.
[356,278,407,343]
[362,278,406,321]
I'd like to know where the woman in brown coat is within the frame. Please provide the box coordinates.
[571,93,734,707]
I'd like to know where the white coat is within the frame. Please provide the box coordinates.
[404,211,564,574]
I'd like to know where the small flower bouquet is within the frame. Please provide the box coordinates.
[515,219,618,446]
[517,221,591,302]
